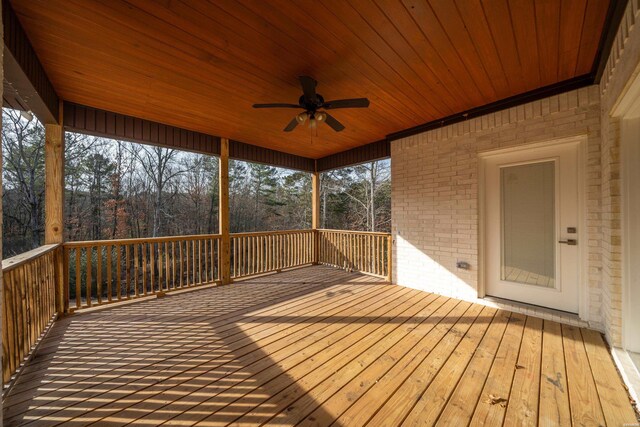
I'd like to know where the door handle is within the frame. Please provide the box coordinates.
[559,239,577,245]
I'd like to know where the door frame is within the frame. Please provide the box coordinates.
[478,136,588,319]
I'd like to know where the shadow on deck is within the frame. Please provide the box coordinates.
[3,265,638,426]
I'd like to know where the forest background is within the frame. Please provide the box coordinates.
[2,109,391,257]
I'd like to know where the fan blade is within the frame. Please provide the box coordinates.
[283,117,299,132]
[323,98,370,109]
[253,103,301,108]
[299,76,318,103]
[324,113,345,132]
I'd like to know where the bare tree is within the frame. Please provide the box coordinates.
[180,154,217,234]
[2,110,45,250]
[129,145,184,237]
[320,160,390,232]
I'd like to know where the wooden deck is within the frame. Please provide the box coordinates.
[3,266,637,426]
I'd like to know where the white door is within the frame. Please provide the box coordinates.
[483,141,581,313]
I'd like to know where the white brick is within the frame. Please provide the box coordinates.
[392,86,604,335]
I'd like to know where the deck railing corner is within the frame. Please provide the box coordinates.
[2,228,392,388]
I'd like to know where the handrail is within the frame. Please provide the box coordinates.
[317,228,391,237]
[63,233,222,248]
[2,243,61,272]
[230,229,313,238]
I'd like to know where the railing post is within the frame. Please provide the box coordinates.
[312,162,320,264]
[219,138,231,285]
[45,119,66,314]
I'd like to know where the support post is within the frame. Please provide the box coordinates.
[312,162,320,264]
[45,122,65,314]
[219,138,231,285]
[45,124,64,244]
[0,0,4,397]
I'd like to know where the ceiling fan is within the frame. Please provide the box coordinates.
[252,76,370,132]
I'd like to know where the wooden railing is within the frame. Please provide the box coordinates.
[64,234,221,310]
[9,229,390,318]
[231,230,314,279]
[317,229,392,279]
[2,244,61,384]
[1,229,392,385]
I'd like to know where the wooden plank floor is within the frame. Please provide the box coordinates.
[3,266,637,426]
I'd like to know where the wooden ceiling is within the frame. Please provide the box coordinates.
[11,0,610,159]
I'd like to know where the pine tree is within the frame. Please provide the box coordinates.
[83,151,116,240]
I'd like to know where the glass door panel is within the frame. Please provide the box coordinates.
[500,161,555,288]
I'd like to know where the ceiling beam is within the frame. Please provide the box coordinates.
[63,102,316,172]
[317,140,390,172]
[593,0,629,82]
[229,140,314,172]
[2,0,59,123]
[63,102,220,156]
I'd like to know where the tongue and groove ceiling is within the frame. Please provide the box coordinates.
[10,0,611,159]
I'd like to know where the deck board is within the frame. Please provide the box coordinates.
[3,266,637,426]
[470,311,527,426]
[562,323,607,426]
[503,316,543,426]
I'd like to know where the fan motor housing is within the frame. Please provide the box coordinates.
[299,94,324,110]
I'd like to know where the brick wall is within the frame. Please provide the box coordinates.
[598,0,640,346]
[392,86,604,329]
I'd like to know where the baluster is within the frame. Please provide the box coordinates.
[186,240,191,285]
[15,268,24,362]
[251,235,255,274]
[124,245,130,299]
[74,248,80,308]
[133,244,139,297]
[164,241,170,290]
[106,245,112,302]
[197,239,202,285]
[63,247,70,311]
[25,261,33,346]
[96,245,102,304]
[157,241,163,291]
[5,272,16,377]
[86,246,93,307]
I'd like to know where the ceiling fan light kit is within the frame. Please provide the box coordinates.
[253,76,370,133]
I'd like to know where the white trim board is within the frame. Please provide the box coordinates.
[613,66,640,353]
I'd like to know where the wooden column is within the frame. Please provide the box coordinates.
[45,123,65,313]
[312,163,320,264]
[0,0,4,396]
[45,124,64,244]
[219,138,231,285]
